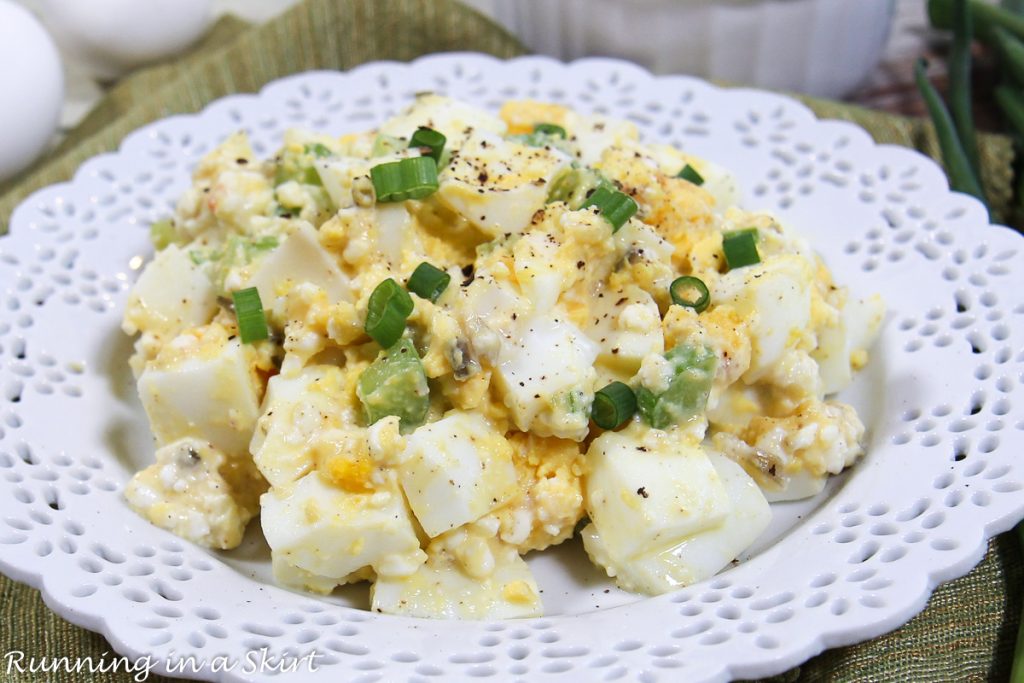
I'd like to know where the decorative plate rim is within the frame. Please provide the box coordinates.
[0,52,1021,683]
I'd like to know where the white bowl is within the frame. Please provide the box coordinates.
[472,0,896,98]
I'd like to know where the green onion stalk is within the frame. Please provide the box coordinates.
[929,0,1024,43]
[913,59,989,213]
[949,0,982,180]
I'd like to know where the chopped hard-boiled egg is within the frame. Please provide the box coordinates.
[398,410,518,538]
[438,132,571,238]
[123,244,217,339]
[124,437,264,550]
[582,451,770,594]
[244,221,352,315]
[586,425,731,561]
[137,323,265,458]
[371,525,542,619]
[261,471,425,584]
[122,95,883,614]
[250,363,361,487]
[495,315,598,440]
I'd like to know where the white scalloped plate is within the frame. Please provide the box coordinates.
[1,54,1022,683]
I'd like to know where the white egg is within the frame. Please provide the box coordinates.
[0,0,63,182]
[36,0,212,79]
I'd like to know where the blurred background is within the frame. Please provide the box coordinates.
[8,0,926,137]
[0,0,1019,223]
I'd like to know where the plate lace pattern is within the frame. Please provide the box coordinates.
[0,54,1021,682]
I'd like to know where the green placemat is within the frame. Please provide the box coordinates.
[0,1,1020,681]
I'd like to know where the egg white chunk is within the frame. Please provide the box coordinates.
[714,254,813,382]
[123,244,216,337]
[573,113,639,166]
[261,472,425,582]
[585,427,731,562]
[245,222,352,309]
[815,292,886,395]
[438,132,571,238]
[137,334,262,457]
[378,94,507,149]
[371,537,542,619]
[398,411,518,538]
[495,316,598,440]
[588,285,664,374]
[250,364,355,488]
[582,452,770,594]
[271,553,347,595]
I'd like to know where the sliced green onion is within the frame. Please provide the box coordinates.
[409,127,446,164]
[370,156,440,203]
[533,123,567,139]
[407,262,451,302]
[722,229,761,270]
[582,186,638,232]
[232,287,269,344]
[914,59,988,207]
[304,143,332,158]
[546,166,614,209]
[365,278,414,348]
[677,164,705,186]
[591,381,637,430]
[635,344,716,430]
[670,276,711,313]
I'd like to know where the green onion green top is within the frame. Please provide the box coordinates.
[722,228,761,270]
[407,262,451,302]
[232,287,270,344]
[581,186,638,232]
[677,164,705,186]
[533,123,567,139]
[370,156,440,203]
[409,127,447,164]
[591,381,637,430]
[365,278,414,348]
[670,276,710,313]
[635,344,717,429]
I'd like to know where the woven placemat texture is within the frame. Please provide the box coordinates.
[0,1,1020,681]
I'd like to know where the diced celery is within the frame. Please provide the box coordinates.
[149,219,178,250]
[509,131,575,157]
[274,144,326,187]
[357,338,430,432]
[304,143,332,158]
[190,234,279,295]
[371,134,406,157]
[635,344,716,430]
[546,166,615,210]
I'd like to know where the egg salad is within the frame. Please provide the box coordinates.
[121,94,883,619]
